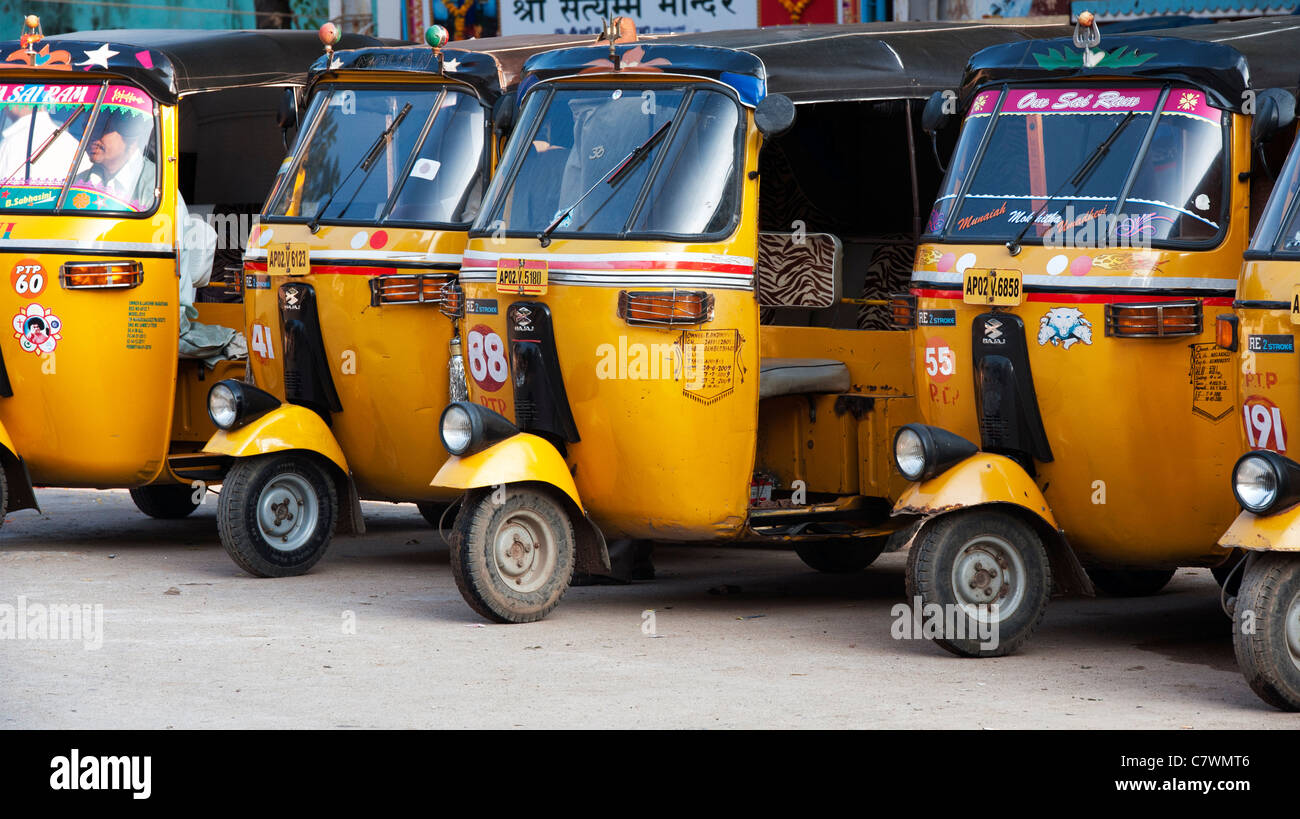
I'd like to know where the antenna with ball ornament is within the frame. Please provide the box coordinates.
[319,22,341,59]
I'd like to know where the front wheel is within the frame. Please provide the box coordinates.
[130,484,201,519]
[217,454,338,577]
[905,511,1052,658]
[795,536,887,573]
[449,486,575,623]
[1087,567,1175,597]
[1233,553,1300,711]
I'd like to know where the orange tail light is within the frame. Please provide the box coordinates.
[59,260,143,290]
[1104,300,1202,338]
[617,290,713,326]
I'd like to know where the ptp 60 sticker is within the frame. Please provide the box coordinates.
[10,258,46,298]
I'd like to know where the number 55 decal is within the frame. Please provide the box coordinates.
[924,337,956,384]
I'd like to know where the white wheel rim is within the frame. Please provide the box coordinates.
[256,473,319,553]
[492,509,556,594]
[950,534,1027,624]
[1285,590,1300,673]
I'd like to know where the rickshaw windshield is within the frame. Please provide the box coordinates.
[265,84,487,225]
[475,83,743,240]
[0,80,158,214]
[1249,138,1300,256]
[926,86,1227,247]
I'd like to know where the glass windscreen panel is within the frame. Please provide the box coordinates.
[266,84,486,225]
[0,81,158,213]
[1250,138,1300,254]
[927,86,1226,246]
[477,84,742,239]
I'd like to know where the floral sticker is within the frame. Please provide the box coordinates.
[13,303,61,354]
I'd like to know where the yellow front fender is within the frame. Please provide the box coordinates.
[1219,506,1300,553]
[203,404,349,476]
[892,453,1058,530]
[433,433,583,513]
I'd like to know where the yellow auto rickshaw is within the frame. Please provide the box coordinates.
[1217,101,1300,710]
[0,20,376,524]
[892,14,1300,656]
[430,20,1067,623]
[202,28,582,577]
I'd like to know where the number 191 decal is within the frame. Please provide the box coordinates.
[1244,396,1287,453]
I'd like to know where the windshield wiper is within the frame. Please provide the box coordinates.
[307,102,412,232]
[537,119,672,247]
[1006,110,1137,256]
[1,107,85,187]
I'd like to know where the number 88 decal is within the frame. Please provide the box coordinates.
[1244,395,1287,453]
[467,324,508,392]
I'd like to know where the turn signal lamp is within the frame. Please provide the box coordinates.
[1216,314,1238,351]
[368,273,455,307]
[59,260,143,290]
[1104,301,1201,337]
[890,293,917,328]
[616,289,713,326]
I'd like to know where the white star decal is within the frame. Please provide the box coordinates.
[443,58,460,72]
[329,57,342,69]
[77,43,119,69]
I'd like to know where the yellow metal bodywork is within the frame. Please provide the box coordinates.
[1220,507,1300,553]
[0,91,237,491]
[206,72,478,503]
[446,75,918,542]
[205,403,349,476]
[433,433,583,512]
[907,109,1255,568]
[893,453,1058,530]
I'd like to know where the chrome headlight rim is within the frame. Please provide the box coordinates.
[206,379,280,432]
[439,402,478,456]
[438,401,521,458]
[208,382,239,430]
[894,426,927,482]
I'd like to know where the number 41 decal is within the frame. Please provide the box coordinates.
[250,323,275,360]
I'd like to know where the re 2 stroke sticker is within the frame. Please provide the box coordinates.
[917,309,956,327]
[244,273,271,290]
[1247,334,1295,354]
[466,298,498,315]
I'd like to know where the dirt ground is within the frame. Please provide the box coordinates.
[0,487,1294,729]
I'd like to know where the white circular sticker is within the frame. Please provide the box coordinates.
[350,231,368,250]
[1195,194,1210,211]
[611,89,622,100]
[955,253,977,274]
[1046,254,1069,276]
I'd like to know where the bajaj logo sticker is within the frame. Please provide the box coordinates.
[982,317,1005,344]
[1247,334,1295,354]
[283,287,301,309]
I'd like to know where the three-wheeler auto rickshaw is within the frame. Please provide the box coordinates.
[202,29,582,577]
[1217,113,1300,711]
[430,20,1067,623]
[892,14,1300,656]
[0,21,376,525]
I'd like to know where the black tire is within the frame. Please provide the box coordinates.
[449,486,575,623]
[905,510,1051,658]
[795,536,888,573]
[217,454,338,578]
[1233,553,1300,711]
[1087,567,1175,597]
[417,501,451,528]
[129,484,201,519]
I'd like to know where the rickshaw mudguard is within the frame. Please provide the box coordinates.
[434,434,611,574]
[1219,507,1300,553]
[0,420,38,514]
[203,405,349,477]
[892,453,1058,530]
[433,433,584,513]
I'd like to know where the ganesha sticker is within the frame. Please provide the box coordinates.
[1038,307,1092,350]
[13,303,61,354]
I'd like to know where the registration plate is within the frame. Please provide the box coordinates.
[962,268,1023,307]
[1291,285,1300,325]
[266,242,310,277]
[496,258,548,296]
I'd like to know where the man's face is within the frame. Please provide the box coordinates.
[88,127,128,171]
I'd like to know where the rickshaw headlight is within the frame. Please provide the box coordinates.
[208,383,239,430]
[206,379,280,432]
[892,423,979,483]
[440,404,475,455]
[1234,453,1283,514]
[895,427,927,481]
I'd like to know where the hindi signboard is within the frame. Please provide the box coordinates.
[501,0,758,35]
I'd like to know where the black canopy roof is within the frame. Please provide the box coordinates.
[0,29,383,103]
[308,33,587,101]
[960,16,1300,112]
[669,21,1072,103]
